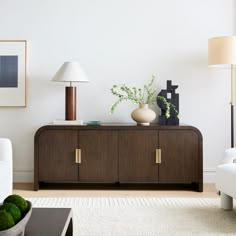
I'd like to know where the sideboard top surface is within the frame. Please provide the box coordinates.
[35,123,202,141]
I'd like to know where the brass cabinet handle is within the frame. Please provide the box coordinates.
[156,149,161,164]
[75,149,81,164]
[158,149,161,164]
[156,149,159,163]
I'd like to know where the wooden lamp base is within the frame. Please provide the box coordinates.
[65,87,76,120]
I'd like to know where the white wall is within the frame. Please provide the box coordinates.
[0,0,235,183]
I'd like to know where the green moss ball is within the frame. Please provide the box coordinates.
[0,203,22,223]
[0,210,15,231]
[3,195,28,214]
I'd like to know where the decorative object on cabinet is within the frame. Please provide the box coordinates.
[0,40,27,107]
[208,36,236,148]
[157,80,179,125]
[131,103,156,126]
[86,121,101,126]
[34,124,203,192]
[52,61,89,121]
[110,75,157,125]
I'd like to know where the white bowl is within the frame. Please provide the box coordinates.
[0,201,32,236]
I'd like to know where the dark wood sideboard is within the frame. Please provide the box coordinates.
[34,124,203,192]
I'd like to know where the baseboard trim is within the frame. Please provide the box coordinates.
[203,168,216,183]
[13,168,34,183]
[13,168,217,183]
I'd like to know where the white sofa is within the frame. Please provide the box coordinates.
[215,147,236,211]
[0,138,13,202]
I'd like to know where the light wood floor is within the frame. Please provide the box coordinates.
[13,183,219,198]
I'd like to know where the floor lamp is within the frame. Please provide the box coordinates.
[208,36,236,148]
[52,61,89,121]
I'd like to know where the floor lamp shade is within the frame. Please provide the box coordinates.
[52,61,89,121]
[208,36,236,148]
[208,36,236,66]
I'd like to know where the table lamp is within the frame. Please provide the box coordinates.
[52,61,89,121]
[208,36,236,147]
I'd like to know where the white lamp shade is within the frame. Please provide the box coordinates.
[52,61,89,82]
[208,36,236,66]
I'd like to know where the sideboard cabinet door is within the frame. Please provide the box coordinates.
[78,130,118,183]
[38,130,79,182]
[158,130,199,183]
[118,131,159,183]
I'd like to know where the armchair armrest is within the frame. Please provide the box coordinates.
[0,138,12,162]
[221,147,236,164]
[0,161,12,202]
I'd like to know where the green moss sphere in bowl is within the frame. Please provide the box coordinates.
[0,203,21,223]
[0,211,15,231]
[3,195,28,214]
[0,195,32,235]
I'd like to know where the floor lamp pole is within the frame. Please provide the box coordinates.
[231,64,234,148]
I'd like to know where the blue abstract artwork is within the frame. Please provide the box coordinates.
[0,56,18,87]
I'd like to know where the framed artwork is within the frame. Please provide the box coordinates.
[0,40,27,107]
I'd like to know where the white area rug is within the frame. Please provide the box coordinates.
[28,197,236,236]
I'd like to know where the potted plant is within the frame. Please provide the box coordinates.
[110,75,157,125]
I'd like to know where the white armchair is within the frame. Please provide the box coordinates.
[216,147,236,210]
[0,138,13,202]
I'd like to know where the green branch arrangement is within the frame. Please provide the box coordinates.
[157,96,179,119]
[110,75,157,114]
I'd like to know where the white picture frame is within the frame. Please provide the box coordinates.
[0,40,27,107]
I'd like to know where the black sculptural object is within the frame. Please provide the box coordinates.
[157,80,179,125]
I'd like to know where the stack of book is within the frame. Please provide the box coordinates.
[52,120,84,125]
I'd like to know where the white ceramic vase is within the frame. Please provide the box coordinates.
[131,103,156,126]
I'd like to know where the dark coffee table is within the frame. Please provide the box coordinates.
[25,208,73,236]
